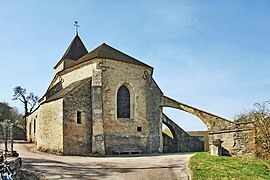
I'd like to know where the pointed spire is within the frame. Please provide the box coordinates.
[54,34,88,70]
[61,34,88,60]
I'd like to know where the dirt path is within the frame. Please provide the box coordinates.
[14,141,194,180]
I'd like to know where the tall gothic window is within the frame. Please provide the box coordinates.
[117,85,130,118]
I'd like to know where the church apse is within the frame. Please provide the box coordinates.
[101,60,155,154]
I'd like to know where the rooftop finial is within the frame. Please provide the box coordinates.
[74,21,80,35]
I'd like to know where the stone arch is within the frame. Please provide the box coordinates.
[115,82,135,119]
[162,116,178,139]
[162,115,179,152]
[162,113,204,152]
[161,96,235,132]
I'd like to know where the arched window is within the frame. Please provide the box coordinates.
[117,85,130,118]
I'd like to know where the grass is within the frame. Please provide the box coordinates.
[189,152,270,180]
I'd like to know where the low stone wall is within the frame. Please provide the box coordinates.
[162,133,177,153]
[209,122,255,157]
[163,133,204,153]
[188,131,209,151]
[5,157,22,180]
[20,169,45,180]
[162,114,204,153]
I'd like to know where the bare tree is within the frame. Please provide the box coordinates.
[12,86,38,140]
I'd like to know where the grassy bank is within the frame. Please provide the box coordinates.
[189,152,270,180]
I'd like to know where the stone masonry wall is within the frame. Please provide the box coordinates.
[50,62,95,89]
[162,133,177,152]
[61,63,95,88]
[232,129,255,157]
[146,73,163,153]
[92,67,106,154]
[100,59,154,154]
[63,79,92,155]
[209,131,236,155]
[163,114,204,152]
[26,109,39,143]
[209,122,255,157]
[36,99,64,154]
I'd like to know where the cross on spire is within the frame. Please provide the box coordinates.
[74,21,80,35]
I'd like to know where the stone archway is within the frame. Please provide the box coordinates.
[162,113,204,152]
[162,116,178,152]
[160,96,235,132]
[160,96,240,155]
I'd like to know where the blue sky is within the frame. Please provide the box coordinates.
[1,1,270,131]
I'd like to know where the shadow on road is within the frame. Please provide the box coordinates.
[22,157,183,179]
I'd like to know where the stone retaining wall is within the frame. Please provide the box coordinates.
[5,157,22,180]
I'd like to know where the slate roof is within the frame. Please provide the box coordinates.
[44,78,90,103]
[54,35,152,70]
[62,34,88,60]
[54,34,88,69]
[74,43,152,68]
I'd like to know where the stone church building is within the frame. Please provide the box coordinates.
[26,34,254,156]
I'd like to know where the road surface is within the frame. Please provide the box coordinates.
[14,141,194,180]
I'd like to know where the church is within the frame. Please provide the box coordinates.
[26,32,242,156]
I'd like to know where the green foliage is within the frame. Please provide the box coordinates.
[0,101,25,131]
[189,152,270,180]
[0,102,12,122]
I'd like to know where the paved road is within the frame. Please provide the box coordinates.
[14,141,194,180]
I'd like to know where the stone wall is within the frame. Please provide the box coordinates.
[6,157,22,180]
[233,122,255,157]
[162,133,177,152]
[188,131,209,151]
[233,130,255,157]
[63,79,92,155]
[100,59,155,154]
[209,122,255,157]
[92,67,105,154]
[26,109,39,143]
[61,63,95,88]
[54,61,64,73]
[210,122,255,157]
[146,73,163,153]
[209,131,235,156]
[49,61,95,89]
[36,99,64,154]
[163,114,204,152]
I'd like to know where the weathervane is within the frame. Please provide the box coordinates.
[74,21,80,34]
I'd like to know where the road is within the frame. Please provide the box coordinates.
[14,141,194,180]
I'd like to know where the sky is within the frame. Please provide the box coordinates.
[0,1,270,131]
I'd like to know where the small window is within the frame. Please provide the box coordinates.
[137,127,142,132]
[77,111,82,124]
[34,119,36,133]
[29,122,31,135]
